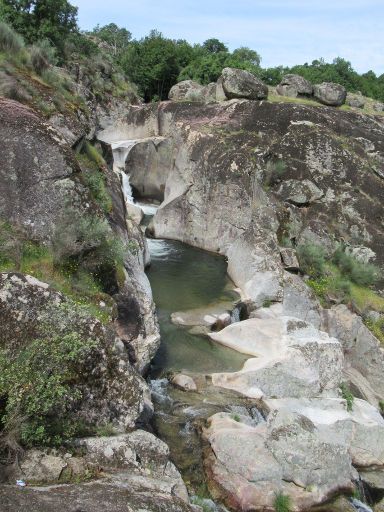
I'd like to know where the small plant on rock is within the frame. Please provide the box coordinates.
[340,382,354,412]
[297,242,326,278]
[274,492,292,512]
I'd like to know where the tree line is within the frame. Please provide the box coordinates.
[1,0,383,103]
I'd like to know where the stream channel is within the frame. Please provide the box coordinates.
[137,203,260,503]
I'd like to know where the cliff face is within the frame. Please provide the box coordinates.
[97,98,384,510]
[0,96,194,510]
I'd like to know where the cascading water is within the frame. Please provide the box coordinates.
[111,139,138,206]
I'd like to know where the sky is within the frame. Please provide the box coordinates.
[74,0,384,75]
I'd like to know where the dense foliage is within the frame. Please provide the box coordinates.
[1,0,383,102]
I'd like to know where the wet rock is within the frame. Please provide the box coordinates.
[280,247,299,270]
[171,374,198,392]
[210,316,343,399]
[221,67,268,100]
[313,82,347,106]
[277,74,313,97]
[359,470,384,495]
[169,80,205,102]
[0,480,193,512]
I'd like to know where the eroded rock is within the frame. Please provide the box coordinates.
[313,82,347,106]
[221,67,268,100]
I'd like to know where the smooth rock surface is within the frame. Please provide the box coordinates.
[221,67,268,100]
[313,82,347,106]
[210,316,343,398]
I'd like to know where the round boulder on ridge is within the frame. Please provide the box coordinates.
[221,67,268,100]
[313,82,347,106]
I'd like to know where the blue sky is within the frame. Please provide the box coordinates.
[74,0,384,74]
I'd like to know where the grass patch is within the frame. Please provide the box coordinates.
[0,22,24,54]
[0,219,129,324]
[340,382,354,412]
[268,93,320,107]
[364,317,384,344]
[274,492,292,512]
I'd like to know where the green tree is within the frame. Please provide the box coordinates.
[232,46,261,66]
[91,22,131,57]
[0,0,78,57]
[202,37,228,54]
[120,30,190,101]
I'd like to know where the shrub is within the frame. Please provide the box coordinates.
[364,316,384,344]
[0,22,24,54]
[52,209,125,268]
[274,492,292,512]
[0,332,99,448]
[82,168,112,214]
[264,159,286,188]
[297,243,326,278]
[340,382,354,412]
[333,247,380,287]
[29,39,57,75]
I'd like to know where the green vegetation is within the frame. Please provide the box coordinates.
[340,382,354,412]
[274,492,292,512]
[297,243,326,278]
[77,143,113,214]
[190,496,215,512]
[95,422,117,437]
[231,413,241,422]
[332,247,379,287]
[0,320,99,449]
[0,217,130,324]
[1,1,384,104]
[0,19,23,53]
[297,243,383,340]
[263,159,287,189]
[364,316,384,344]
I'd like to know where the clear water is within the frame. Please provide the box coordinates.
[146,238,247,374]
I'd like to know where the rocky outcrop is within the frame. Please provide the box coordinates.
[321,305,384,406]
[204,398,384,511]
[347,93,365,108]
[0,272,146,431]
[0,97,159,373]
[221,67,268,100]
[277,74,313,97]
[313,82,347,106]
[169,80,205,102]
[210,316,343,399]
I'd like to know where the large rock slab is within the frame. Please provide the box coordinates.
[321,304,384,404]
[210,316,343,398]
[204,397,384,511]
[313,82,347,106]
[221,67,268,100]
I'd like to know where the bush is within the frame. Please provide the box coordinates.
[52,209,125,269]
[264,159,286,188]
[333,247,380,287]
[0,331,99,448]
[82,168,112,214]
[29,39,56,74]
[297,243,326,278]
[274,492,292,512]
[0,22,24,54]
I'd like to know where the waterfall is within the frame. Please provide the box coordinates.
[111,139,139,206]
[350,499,373,512]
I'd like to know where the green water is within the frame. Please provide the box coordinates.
[146,237,247,375]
